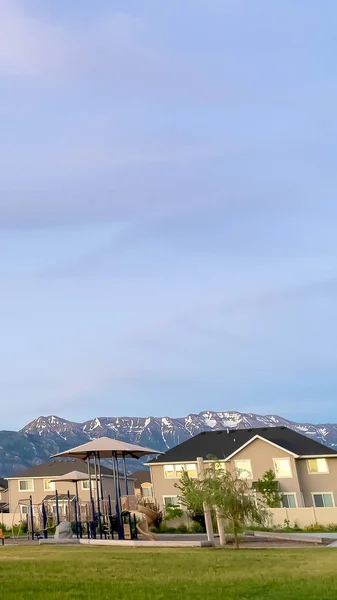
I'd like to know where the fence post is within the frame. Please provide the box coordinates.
[42,501,48,538]
[29,496,35,541]
[312,506,317,525]
[55,490,60,526]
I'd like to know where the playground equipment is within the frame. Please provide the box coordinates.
[121,495,158,541]
[51,437,162,540]
[7,438,161,542]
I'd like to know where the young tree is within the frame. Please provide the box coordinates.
[254,470,282,508]
[163,504,184,522]
[176,466,268,548]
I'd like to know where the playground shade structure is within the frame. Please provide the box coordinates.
[51,436,161,540]
[51,437,162,460]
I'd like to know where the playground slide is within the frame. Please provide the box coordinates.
[136,505,157,541]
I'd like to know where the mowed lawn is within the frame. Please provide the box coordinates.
[1,546,337,599]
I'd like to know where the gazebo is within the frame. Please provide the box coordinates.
[51,437,161,539]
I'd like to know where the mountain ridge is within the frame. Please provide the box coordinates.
[1,410,336,476]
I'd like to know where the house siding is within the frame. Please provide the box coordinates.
[226,438,304,505]
[8,476,133,513]
[296,457,337,507]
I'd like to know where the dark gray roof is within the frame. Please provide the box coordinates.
[11,458,121,479]
[149,426,337,464]
[133,470,151,487]
[0,478,8,490]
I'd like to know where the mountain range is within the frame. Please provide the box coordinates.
[1,411,337,476]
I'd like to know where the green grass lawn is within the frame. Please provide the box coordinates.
[1,546,337,599]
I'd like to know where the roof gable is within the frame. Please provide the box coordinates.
[224,435,299,460]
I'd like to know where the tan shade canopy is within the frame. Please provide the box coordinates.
[51,436,162,460]
[49,470,89,483]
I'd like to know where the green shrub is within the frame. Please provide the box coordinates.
[175,525,188,534]
[190,521,205,533]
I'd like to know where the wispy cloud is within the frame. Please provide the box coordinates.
[0,0,155,81]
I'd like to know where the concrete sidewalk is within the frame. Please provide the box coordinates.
[252,531,337,545]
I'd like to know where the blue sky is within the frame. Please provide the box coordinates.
[1,0,337,429]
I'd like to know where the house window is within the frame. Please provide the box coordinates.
[307,458,329,474]
[20,504,30,515]
[175,464,184,478]
[163,496,179,507]
[186,464,197,478]
[280,493,297,508]
[51,503,67,517]
[313,493,334,508]
[235,460,253,479]
[141,483,153,498]
[81,480,96,490]
[44,479,55,491]
[18,479,34,492]
[164,465,175,478]
[273,458,292,478]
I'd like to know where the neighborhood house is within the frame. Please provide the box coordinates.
[147,426,337,514]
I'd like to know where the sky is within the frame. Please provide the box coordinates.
[1,0,337,429]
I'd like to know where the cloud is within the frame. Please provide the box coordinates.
[0,0,155,81]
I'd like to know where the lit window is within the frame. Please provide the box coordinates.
[163,496,179,507]
[175,465,184,478]
[186,464,197,478]
[274,458,292,478]
[164,465,174,478]
[313,493,334,508]
[44,479,55,491]
[307,459,328,474]
[235,460,252,479]
[280,493,297,508]
[19,479,34,492]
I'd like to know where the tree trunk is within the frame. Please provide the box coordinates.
[234,523,240,549]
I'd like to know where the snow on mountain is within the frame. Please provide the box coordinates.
[21,410,337,451]
[1,410,336,476]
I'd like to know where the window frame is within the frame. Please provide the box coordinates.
[280,493,298,508]
[44,479,56,492]
[273,457,293,479]
[312,492,335,508]
[175,464,184,478]
[186,463,197,478]
[20,504,30,515]
[81,479,96,491]
[140,482,153,498]
[18,479,34,492]
[234,459,253,480]
[307,458,329,475]
[163,495,181,507]
[163,465,175,479]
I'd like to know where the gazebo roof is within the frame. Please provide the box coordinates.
[50,470,89,483]
[51,436,162,460]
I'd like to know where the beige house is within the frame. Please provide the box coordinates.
[7,458,134,518]
[147,426,337,512]
[0,478,9,512]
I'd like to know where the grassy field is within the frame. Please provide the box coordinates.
[1,546,337,599]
